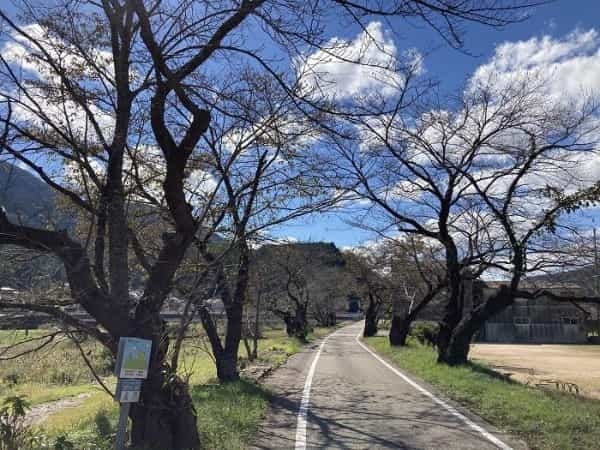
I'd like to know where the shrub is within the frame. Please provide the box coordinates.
[409,321,439,347]
[93,410,113,440]
[96,348,115,376]
[0,395,31,450]
[2,373,20,387]
[53,435,75,450]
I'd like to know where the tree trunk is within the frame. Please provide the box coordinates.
[243,337,253,361]
[363,316,378,337]
[389,315,411,346]
[197,304,240,381]
[252,290,261,360]
[216,350,239,381]
[281,305,309,340]
[294,304,309,340]
[251,338,258,361]
[440,326,473,365]
[130,373,200,450]
[437,310,464,363]
[441,287,515,365]
[363,295,380,337]
[220,295,244,381]
[387,282,444,346]
[437,277,464,362]
[128,310,201,449]
[283,314,294,336]
[327,311,337,327]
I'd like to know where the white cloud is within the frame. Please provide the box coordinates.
[221,112,319,158]
[470,28,600,102]
[297,22,421,100]
[464,29,600,208]
[1,23,116,145]
[2,24,114,80]
[185,169,219,203]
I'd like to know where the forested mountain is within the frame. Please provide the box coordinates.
[0,162,58,227]
[251,242,352,317]
[529,267,598,296]
[0,163,65,288]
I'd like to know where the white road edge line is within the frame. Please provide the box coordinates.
[294,331,335,450]
[355,332,513,450]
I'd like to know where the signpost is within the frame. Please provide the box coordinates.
[114,338,152,450]
[115,379,143,403]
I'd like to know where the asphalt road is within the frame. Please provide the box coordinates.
[252,322,526,450]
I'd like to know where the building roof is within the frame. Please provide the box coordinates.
[482,280,585,295]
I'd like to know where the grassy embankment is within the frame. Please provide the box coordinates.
[0,326,336,449]
[364,336,600,450]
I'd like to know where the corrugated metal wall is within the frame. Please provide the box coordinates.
[478,293,588,343]
[483,323,587,343]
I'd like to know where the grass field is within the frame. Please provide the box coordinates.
[0,325,337,449]
[0,329,112,407]
[365,336,600,450]
[470,344,600,399]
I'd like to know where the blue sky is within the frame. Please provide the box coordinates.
[2,1,599,249]
[273,0,600,248]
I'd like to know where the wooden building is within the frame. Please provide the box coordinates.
[475,281,591,344]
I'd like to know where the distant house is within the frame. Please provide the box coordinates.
[475,281,591,344]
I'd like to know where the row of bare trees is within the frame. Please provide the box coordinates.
[334,72,600,363]
[0,0,566,448]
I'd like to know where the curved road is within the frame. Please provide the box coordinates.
[252,322,525,450]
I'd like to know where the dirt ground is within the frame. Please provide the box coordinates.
[24,393,92,426]
[470,344,600,399]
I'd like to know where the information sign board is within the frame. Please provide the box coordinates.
[115,337,152,379]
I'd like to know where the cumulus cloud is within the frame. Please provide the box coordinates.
[354,31,600,254]
[297,22,422,100]
[221,112,320,159]
[470,28,600,102]
[465,28,600,203]
[185,169,220,203]
[1,23,116,145]
[1,23,114,81]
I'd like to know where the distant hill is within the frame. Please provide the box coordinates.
[528,267,598,296]
[252,241,351,313]
[254,241,346,270]
[0,162,225,289]
[0,162,58,227]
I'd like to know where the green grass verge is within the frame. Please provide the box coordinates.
[193,380,270,449]
[364,336,600,450]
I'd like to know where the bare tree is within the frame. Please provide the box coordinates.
[438,77,600,363]
[331,0,540,49]
[387,236,448,345]
[344,244,394,337]
[186,70,341,379]
[0,0,216,445]
[259,242,345,340]
[323,83,503,354]
[243,249,273,361]
[325,65,599,363]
